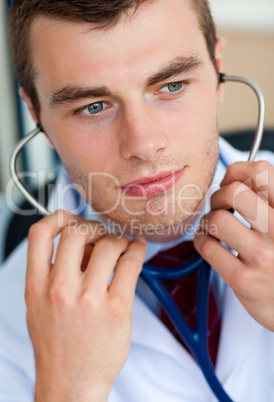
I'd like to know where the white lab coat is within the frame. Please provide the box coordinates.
[0,138,274,402]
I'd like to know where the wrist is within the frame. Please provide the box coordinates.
[35,379,111,402]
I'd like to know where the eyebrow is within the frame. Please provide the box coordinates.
[146,55,203,87]
[49,86,111,107]
[49,55,203,107]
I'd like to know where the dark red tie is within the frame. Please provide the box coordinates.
[148,241,221,366]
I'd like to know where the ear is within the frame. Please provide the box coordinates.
[19,87,55,149]
[19,87,39,124]
[215,37,225,105]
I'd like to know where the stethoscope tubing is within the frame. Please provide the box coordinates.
[220,73,265,162]
[10,127,50,216]
[142,258,232,400]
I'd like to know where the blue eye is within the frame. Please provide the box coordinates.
[167,82,182,92]
[158,81,184,95]
[87,102,104,114]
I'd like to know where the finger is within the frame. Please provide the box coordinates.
[210,182,273,233]
[199,209,258,263]
[27,210,82,283]
[109,237,147,309]
[81,244,94,272]
[83,234,130,297]
[52,220,108,280]
[194,230,242,289]
[221,161,274,205]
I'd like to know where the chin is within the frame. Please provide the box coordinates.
[101,196,201,238]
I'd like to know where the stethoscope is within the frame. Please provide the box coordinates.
[10,73,265,401]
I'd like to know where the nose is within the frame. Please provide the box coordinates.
[119,103,168,161]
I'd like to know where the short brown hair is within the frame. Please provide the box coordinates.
[9,0,217,118]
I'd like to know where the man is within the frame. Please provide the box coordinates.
[1,0,274,400]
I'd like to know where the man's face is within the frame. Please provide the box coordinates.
[27,0,223,241]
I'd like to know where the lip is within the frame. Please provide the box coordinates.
[120,168,186,198]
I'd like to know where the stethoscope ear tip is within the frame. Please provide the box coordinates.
[36,123,43,132]
[219,73,226,83]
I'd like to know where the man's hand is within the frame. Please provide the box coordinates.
[25,210,147,402]
[194,161,274,331]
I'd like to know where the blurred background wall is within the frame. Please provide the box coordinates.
[0,0,18,192]
[0,0,274,192]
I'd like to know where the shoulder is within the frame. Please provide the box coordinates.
[0,238,29,342]
[0,239,36,398]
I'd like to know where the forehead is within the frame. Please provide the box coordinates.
[30,0,208,93]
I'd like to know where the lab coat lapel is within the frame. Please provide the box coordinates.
[131,281,264,397]
[215,285,263,383]
[131,292,208,385]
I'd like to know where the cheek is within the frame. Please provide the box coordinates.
[46,119,119,174]
[167,104,217,151]
[170,85,218,137]
[58,142,112,174]
[77,134,120,173]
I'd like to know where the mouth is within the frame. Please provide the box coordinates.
[119,168,186,198]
